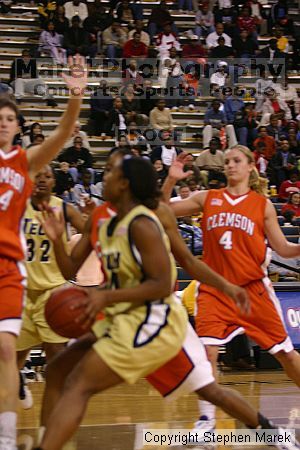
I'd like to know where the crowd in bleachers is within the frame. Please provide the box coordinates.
[1,0,300,278]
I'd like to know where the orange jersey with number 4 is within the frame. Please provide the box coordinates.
[0,147,33,261]
[201,188,268,287]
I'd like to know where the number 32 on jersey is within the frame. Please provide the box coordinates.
[219,230,233,250]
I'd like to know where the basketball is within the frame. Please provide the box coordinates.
[45,286,90,339]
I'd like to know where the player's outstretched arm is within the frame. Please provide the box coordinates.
[264,200,300,258]
[156,203,250,315]
[27,55,88,178]
[38,202,93,279]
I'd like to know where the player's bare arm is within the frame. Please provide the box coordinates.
[66,203,86,234]
[156,203,250,314]
[26,55,88,178]
[264,200,300,258]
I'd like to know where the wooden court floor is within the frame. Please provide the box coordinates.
[17,370,300,450]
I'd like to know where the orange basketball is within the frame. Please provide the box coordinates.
[45,286,90,338]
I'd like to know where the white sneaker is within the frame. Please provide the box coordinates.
[189,416,216,446]
[274,427,300,450]
[19,386,33,410]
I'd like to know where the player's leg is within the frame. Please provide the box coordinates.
[0,332,19,450]
[40,332,96,427]
[43,342,66,362]
[17,349,34,410]
[273,350,300,387]
[38,348,123,450]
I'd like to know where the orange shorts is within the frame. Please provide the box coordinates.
[0,258,26,336]
[147,323,214,400]
[196,277,293,355]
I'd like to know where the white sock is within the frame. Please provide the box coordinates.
[0,411,17,450]
[36,426,46,447]
[198,400,216,421]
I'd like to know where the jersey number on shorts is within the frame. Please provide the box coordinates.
[0,190,14,211]
[219,230,233,250]
[27,239,51,262]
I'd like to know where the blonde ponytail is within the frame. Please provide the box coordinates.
[229,145,269,197]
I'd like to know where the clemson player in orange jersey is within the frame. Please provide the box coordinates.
[162,145,300,436]
[0,55,87,450]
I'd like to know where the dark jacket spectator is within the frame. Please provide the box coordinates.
[233,30,258,57]
[63,15,90,56]
[53,5,70,35]
[58,139,93,170]
[90,81,114,135]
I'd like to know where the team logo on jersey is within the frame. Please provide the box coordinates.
[211,198,223,206]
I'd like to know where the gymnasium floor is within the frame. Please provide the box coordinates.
[17,370,300,450]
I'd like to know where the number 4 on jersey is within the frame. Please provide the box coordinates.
[219,230,233,250]
[0,190,14,211]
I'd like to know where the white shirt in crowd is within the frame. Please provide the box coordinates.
[64,1,88,21]
[206,32,232,48]
[161,146,177,166]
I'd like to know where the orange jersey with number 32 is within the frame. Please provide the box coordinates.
[0,147,33,261]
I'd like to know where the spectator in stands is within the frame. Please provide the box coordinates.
[278,170,300,200]
[90,80,114,136]
[210,37,234,58]
[153,158,168,186]
[183,153,201,184]
[266,114,287,141]
[63,15,93,57]
[187,178,201,192]
[258,38,286,61]
[64,0,88,23]
[178,0,193,13]
[248,0,267,35]
[253,125,276,160]
[270,0,290,32]
[128,20,150,47]
[275,78,299,118]
[54,162,75,200]
[214,6,237,37]
[203,99,238,148]
[58,136,93,182]
[27,134,45,148]
[150,131,182,168]
[255,68,275,112]
[9,49,57,106]
[237,7,257,41]
[287,125,300,157]
[38,0,57,28]
[53,5,70,36]
[253,141,268,176]
[122,32,148,58]
[102,20,127,58]
[39,20,67,65]
[182,35,207,60]
[140,79,158,116]
[123,59,143,86]
[156,23,181,60]
[210,61,229,88]
[224,87,246,143]
[195,3,215,38]
[116,0,136,26]
[106,97,128,137]
[121,83,148,125]
[178,184,191,199]
[259,87,292,125]
[206,22,232,49]
[83,2,113,53]
[178,216,203,255]
[195,137,225,187]
[147,0,177,42]
[22,122,43,148]
[232,28,258,59]
[281,192,300,217]
[149,98,174,133]
[73,168,103,208]
[64,120,90,150]
[270,138,297,187]
[109,135,132,154]
[273,25,289,52]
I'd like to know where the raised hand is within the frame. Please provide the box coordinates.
[37,202,65,242]
[62,54,88,97]
[168,152,194,181]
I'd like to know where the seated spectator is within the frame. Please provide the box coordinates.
[202,99,237,148]
[275,78,299,118]
[102,20,127,58]
[64,0,88,23]
[287,125,300,157]
[116,0,136,26]
[122,32,148,58]
[105,97,128,137]
[210,37,234,58]
[150,131,182,168]
[187,178,201,192]
[153,159,168,187]
[210,61,229,88]
[38,0,57,28]
[269,138,297,187]
[206,23,231,49]
[148,0,177,42]
[232,29,258,58]
[248,0,267,35]
[73,168,103,208]
[237,7,257,40]
[182,35,207,61]
[64,121,91,150]
[266,114,287,141]
[109,135,132,154]
[183,153,201,184]
[270,0,290,33]
[128,20,150,47]
[259,87,292,125]
[195,137,225,187]
[254,68,275,112]
[27,133,45,148]
[83,1,113,53]
[54,161,75,200]
[278,170,300,200]
[39,20,67,65]
[140,79,158,116]
[224,87,247,144]
[63,15,94,57]
[22,122,43,148]
[90,80,114,136]
[175,184,191,200]
[123,59,144,86]
[253,141,268,176]
[214,7,237,37]
[258,38,286,61]
[273,25,289,52]
[195,3,215,38]
[149,99,174,133]
[9,49,57,106]
[178,0,193,13]
[281,192,300,217]
[253,126,276,160]
[58,136,93,182]
[121,82,143,125]
[156,23,181,60]
[53,5,70,36]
